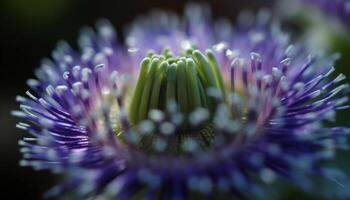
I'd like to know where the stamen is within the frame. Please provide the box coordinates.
[128,48,226,149]
[139,58,160,121]
[129,58,151,124]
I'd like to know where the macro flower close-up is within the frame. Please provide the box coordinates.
[2,1,350,200]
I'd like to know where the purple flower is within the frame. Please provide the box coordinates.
[13,4,349,199]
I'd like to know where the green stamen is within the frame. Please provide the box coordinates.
[139,58,160,121]
[128,49,225,132]
[129,58,150,124]
[166,63,177,103]
[206,50,226,97]
[150,61,168,109]
[176,59,189,115]
[197,76,208,108]
[192,50,217,89]
[186,58,202,109]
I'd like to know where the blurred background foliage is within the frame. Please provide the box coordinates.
[4,0,71,27]
[0,0,349,199]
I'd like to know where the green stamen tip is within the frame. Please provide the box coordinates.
[162,48,173,58]
[206,50,226,97]
[192,50,217,88]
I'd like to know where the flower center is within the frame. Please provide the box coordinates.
[129,49,226,126]
[126,49,226,154]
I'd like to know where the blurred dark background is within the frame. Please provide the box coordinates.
[1,0,349,199]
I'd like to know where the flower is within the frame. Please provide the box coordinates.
[13,4,349,199]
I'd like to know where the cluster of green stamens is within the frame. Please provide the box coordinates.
[129,48,226,133]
